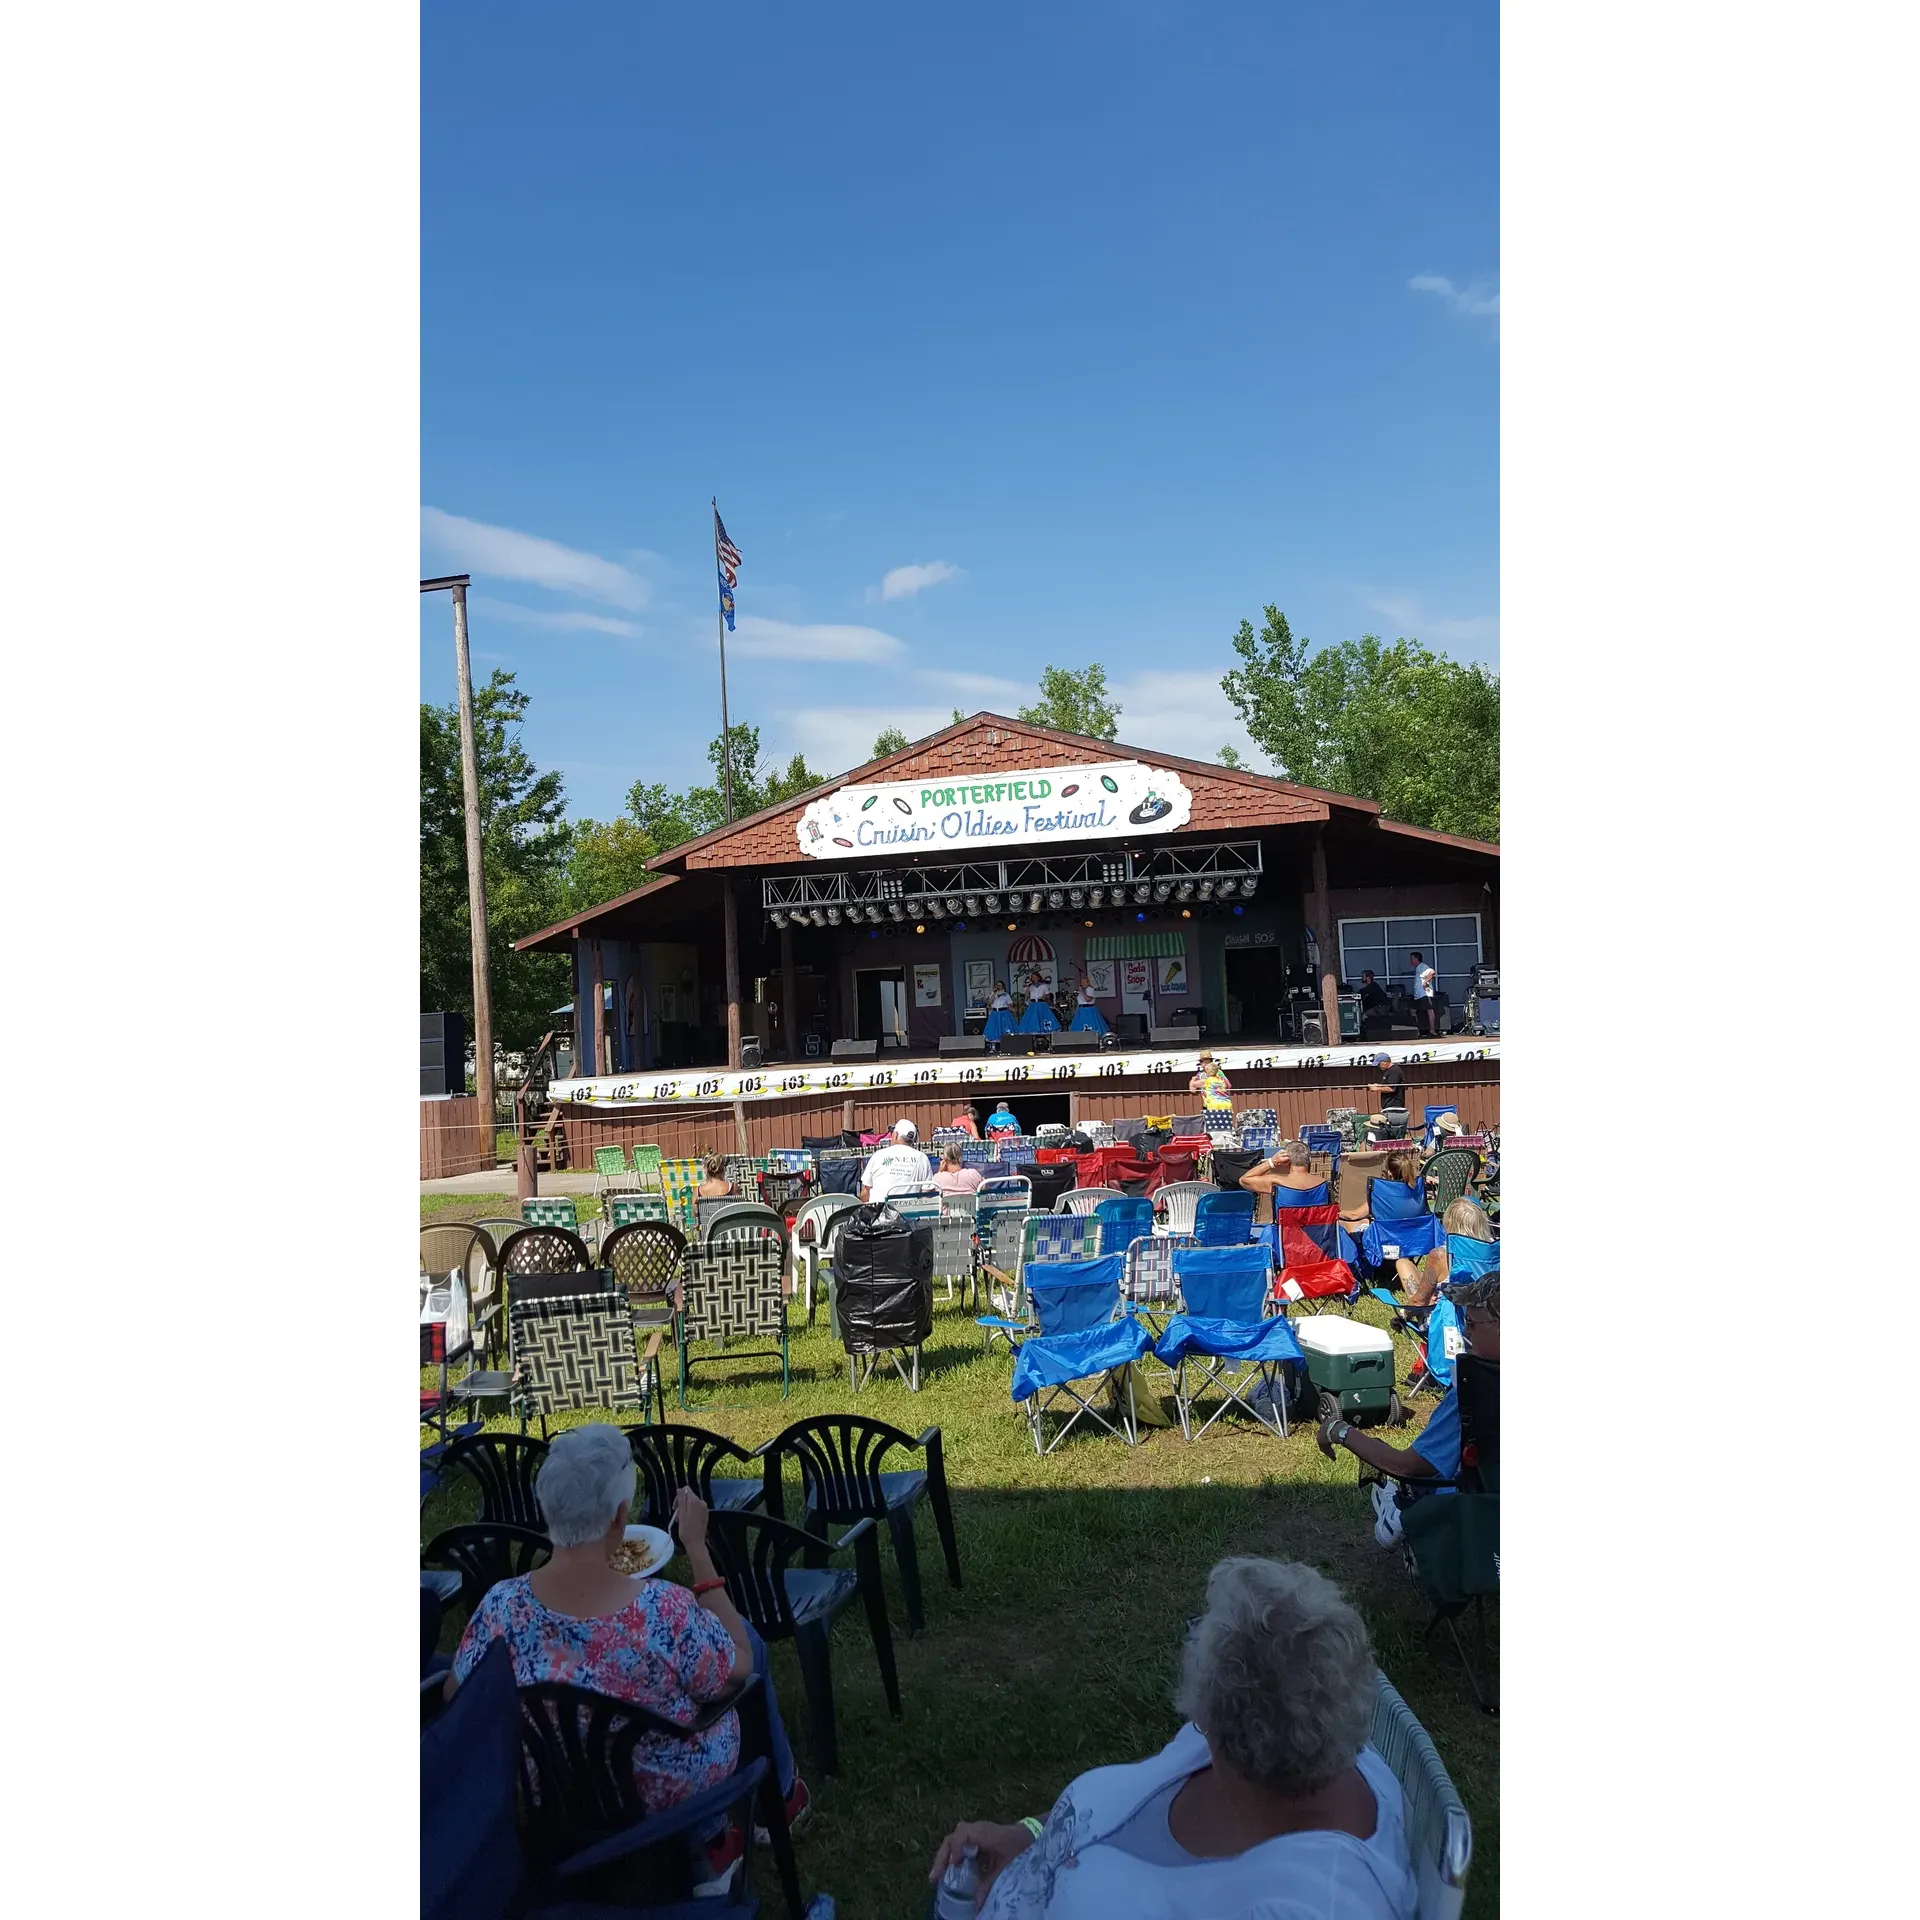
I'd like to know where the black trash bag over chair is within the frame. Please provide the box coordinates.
[834,1205,935,1353]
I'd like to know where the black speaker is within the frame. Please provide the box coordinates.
[831,1038,879,1059]
[939,1034,989,1054]
[740,1037,764,1069]
[994,1032,1047,1055]
[1298,1013,1326,1046]
[1049,1030,1100,1053]
[1149,1026,1195,1047]
[421,1010,466,1097]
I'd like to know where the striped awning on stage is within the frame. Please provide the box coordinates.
[1085,931,1187,959]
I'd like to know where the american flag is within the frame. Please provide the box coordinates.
[715,511,742,589]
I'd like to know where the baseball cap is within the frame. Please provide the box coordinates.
[893,1118,917,1141]
[1373,1052,1392,1066]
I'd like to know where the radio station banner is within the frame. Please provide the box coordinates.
[548,1037,1500,1111]
[795,759,1193,859]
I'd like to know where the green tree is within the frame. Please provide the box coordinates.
[1221,607,1499,840]
[871,725,910,758]
[420,670,572,1054]
[1217,743,1245,769]
[564,816,659,911]
[1018,663,1121,741]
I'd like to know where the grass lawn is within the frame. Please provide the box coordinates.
[423,1195,1497,1919]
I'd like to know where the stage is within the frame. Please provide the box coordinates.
[544,1034,1501,1161]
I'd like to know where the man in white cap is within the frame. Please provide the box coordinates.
[860,1117,933,1205]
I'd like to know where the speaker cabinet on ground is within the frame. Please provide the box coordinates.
[1149,1026,1196,1047]
[938,1034,989,1054]
[830,1038,879,1059]
[421,1010,467,1097]
[1049,1030,1100,1053]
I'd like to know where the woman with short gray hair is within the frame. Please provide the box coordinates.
[447,1424,810,1895]
[928,1558,1414,1918]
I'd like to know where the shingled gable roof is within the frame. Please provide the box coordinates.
[644,712,1386,873]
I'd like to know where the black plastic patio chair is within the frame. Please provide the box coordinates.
[516,1669,801,1916]
[1424,1147,1484,1217]
[703,1507,901,1776]
[621,1422,767,1529]
[439,1430,550,1529]
[422,1521,553,1625]
[760,1414,962,1637]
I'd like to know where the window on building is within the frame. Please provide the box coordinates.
[1338,915,1483,1008]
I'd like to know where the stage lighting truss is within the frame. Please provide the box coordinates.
[760,841,1263,924]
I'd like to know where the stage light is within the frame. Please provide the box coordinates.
[1219,878,1240,898]
[1047,889,1064,909]
[915,924,925,934]
[954,920,966,931]
[1083,919,1093,928]
[928,898,945,918]
[1068,888,1083,908]
[769,909,787,928]
[1007,921,1017,931]
[826,905,842,924]
[983,893,1000,912]
[1181,909,1191,919]
[1101,856,1126,884]
[1197,880,1214,901]
[1232,905,1244,917]
[1176,881,1195,902]
[1136,911,1146,922]
[1242,876,1258,898]
[965,894,980,915]
[1154,881,1173,903]
[889,903,905,921]
[1088,886,1104,907]
[869,928,878,940]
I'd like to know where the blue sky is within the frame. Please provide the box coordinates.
[421,2,1497,824]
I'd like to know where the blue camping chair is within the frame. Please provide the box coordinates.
[1093,1195,1154,1254]
[1362,1206,1446,1269]
[1271,1181,1333,1210]
[1422,1104,1461,1150]
[1192,1189,1258,1245]
[1390,1235,1501,1395]
[1369,1177,1431,1223]
[1153,1244,1304,1441]
[1301,1124,1344,1182]
[1009,1253,1152,1454]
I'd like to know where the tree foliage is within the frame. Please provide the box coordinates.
[871,725,910,758]
[420,671,572,1054]
[1018,663,1120,741]
[1221,607,1499,841]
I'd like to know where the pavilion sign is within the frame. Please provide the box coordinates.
[796,759,1193,860]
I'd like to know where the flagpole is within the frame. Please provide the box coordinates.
[711,497,735,825]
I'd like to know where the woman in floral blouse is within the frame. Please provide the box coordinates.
[447,1423,808,1892]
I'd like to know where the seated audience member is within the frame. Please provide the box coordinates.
[1400,1196,1495,1309]
[929,1558,1416,1919]
[1241,1139,1331,1203]
[984,1100,1021,1138]
[949,1103,982,1139]
[446,1425,810,1889]
[932,1142,986,1197]
[695,1153,733,1200]
[1319,1273,1499,1519]
[861,1117,933,1204]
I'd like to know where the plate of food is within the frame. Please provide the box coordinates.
[609,1524,675,1579]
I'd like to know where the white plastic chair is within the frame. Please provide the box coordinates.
[1155,1181,1213,1237]
[1057,1186,1123,1215]
[1369,1672,1472,1920]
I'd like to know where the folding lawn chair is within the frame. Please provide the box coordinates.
[1152,1242,1303,1440]
[931,1197,979,1308]
[676,1233,789,1406]
[590,1144,634,1195]
[605,1190,671,1229]
[1272,1180,1334,1210]
[884,1187,944,1229]
[520,1196,579,1233]
[628,1143,665,1191]
[1271,1204,1361,1314]
[1421,1104,1461,1151]
[977,1211,1102,1350]
[658,1157,703,1232]
[1093,1195,1155,1258]
[1369,1671,1474,1919]
[1008,1253,1152,1454]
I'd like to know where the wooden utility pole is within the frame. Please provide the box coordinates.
[424,574,497,1163]
[722,880,743,1069]
[1310,831,1341,1047]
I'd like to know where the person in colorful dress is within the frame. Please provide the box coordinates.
[983,981,1017,1043]
[1017,971,1060,1034]
[1188,1051,1233,1117]
[1067,973,1109,1035]
[927,1557,1416,1919]
[446,1424,809,1893]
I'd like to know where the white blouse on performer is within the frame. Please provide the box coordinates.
[1078,984,1098,1005]
[989,990,1013,1010]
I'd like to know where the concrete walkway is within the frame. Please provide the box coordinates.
[420,1166,604,1197]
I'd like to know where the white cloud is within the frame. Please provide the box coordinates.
[778,707,958,778]
[1362,593,1500,655]
[728,616,907,664]
[917,667,1027,706]
[422,506,651,611]
[469,595,642,638]
[1408,273,1500,320]
[868,560,962,603]
[1105,670,1263,769]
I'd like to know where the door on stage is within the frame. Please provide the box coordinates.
[855,968,909,1049]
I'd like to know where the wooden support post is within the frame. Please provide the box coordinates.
[779,920,798,1061]
[591,939,606,1078]
[1311,832,1341,1045]
[722,880,743,1070]
[449,581,497,1162]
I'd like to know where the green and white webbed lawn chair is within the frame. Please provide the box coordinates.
[978,1212,1101,1352]
[592,1144,637,1195]
[933,1192,979,1308]
[520,1195,579,1232]
[629,1143,665,1192]
[606,1190,671,1230]
[1368,1671,1473,1920]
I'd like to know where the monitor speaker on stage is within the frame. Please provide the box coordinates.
[421,1011,466,1097]
[1049,1030,1100,1053]
[939,1034,988,1054]
[830,1038,879,1060]
[1149,1026,1194,1048]
[996,1032,1046,1056]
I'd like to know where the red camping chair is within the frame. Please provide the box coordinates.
[1075,1145,1154,1191]
[1272,1204,1361,1315]
[1143,1141,1204,1199]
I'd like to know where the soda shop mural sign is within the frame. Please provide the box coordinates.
[796,760,1193,859]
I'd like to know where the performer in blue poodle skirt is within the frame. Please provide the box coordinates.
[983,980,1017,1043]
[1017,970,1060,1033]
[1067,972,1109,1035]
